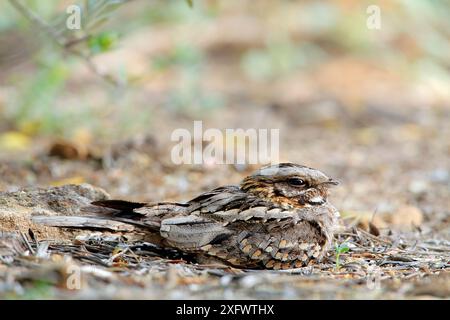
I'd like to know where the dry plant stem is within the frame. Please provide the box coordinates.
[8,0,123,86]
[20,231,34,254]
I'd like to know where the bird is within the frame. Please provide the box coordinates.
[33,163,339,270]
[76,163,340,270]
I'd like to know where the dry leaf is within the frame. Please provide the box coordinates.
[50,176,86,186]
[49,140,89,160]
[0,131,30,151]
[368,221,380,236]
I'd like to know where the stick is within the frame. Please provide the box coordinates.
[8,0,123,86]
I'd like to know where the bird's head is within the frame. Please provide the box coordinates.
[240,163,338,208]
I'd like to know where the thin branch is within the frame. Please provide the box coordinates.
[8,0,123,86]
[9,0,66,46]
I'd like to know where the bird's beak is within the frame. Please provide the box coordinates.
[322,179,339,186]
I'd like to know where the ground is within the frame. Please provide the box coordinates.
[0,1,449,299]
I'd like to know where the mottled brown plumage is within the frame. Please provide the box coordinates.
[88,163,340,270]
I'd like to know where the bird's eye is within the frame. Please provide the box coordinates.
[287,178,306,186]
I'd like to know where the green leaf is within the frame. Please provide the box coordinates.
[88,31,119,54]
[186,0,193,8]
[339,246,349,254]
[337,242,349,254]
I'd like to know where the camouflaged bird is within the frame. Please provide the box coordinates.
[34,163,339,269]
[77,163,339,270]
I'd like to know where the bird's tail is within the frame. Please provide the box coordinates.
[89,199,189,218]
[32,199,188,233]
[89,200,148,217]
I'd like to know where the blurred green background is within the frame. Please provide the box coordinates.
[0,0,448,147]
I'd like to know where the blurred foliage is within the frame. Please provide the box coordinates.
[6,279,54,299]
[0,0,449,141]
[88,31,119,54]
[153,44,202,70]
[11,56,69,134]
[242,39,327,80]
[54,0,127,51]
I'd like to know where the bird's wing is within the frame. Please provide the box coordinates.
[187,185,245,212]
[184,185,294,225]
[159,215,232,249]
[154,186,289,250]
[187,185,273,213]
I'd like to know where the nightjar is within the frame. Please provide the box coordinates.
[87,163,340,270]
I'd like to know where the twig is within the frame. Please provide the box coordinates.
[19,231,34,254]
[63,35,91,49]
[107,247,132,265]
[8,0,66,46]
[417,245,450,253]
[357,228,392,245]
[8,0,123,86]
